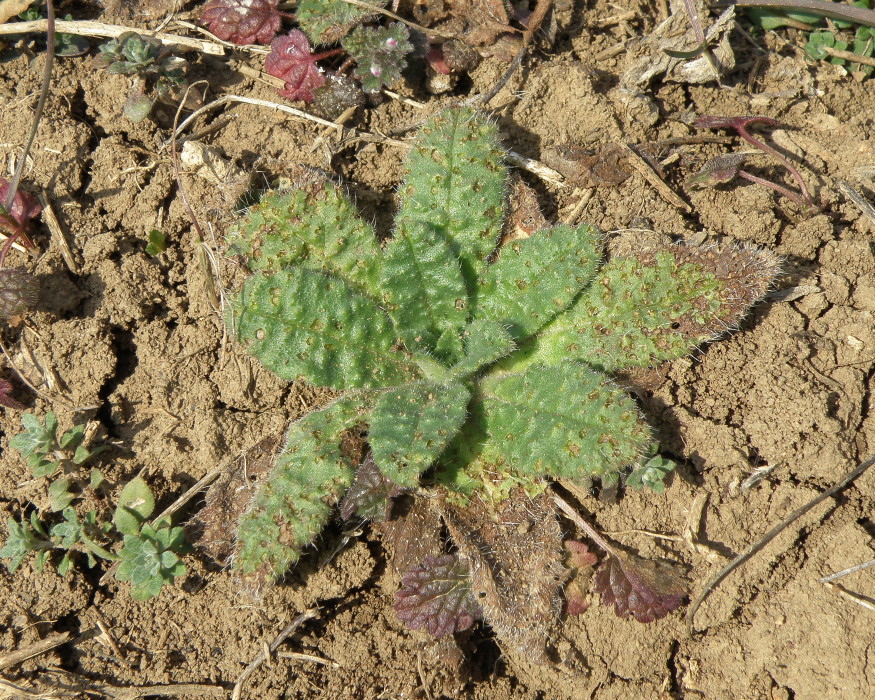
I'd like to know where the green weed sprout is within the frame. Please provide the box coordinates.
[226,107,780,584]
[1,412,188,599]
[97,32,188,121]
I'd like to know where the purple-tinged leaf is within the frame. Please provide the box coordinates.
[0,378,25,410]
[685,152,748,189]
[265,30,329,102]
[395,554,483,638]
[199,0,281,46]
[0,179,42,236]
[563,539,598,616]
[593,550,685,623]
[340,452,406,521]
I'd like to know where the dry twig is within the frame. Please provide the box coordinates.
[686,453,875,634]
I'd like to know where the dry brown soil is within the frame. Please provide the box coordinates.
[1,2,875,699]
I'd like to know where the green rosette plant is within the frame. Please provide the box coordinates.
[222,107,778,652]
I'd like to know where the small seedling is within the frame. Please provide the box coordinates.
[0,425,190,600]
[199,0,284,45]
[9,411,105,477]
[691,115,818,211]
[214,107,779,656]
[264,29,343,101]
[145,229,167,256]
[97,32,188,122]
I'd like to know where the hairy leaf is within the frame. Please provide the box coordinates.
[230,178,384,300]
[340,453,407,521]
[522,244,780,371]
[478,362,651,480]
[395,554,483,638]
[232,267,420,389]
[199,0,281,45]
[382,221,469,364]
[342,23,413,92]
[451,319,515,379]
[236,396,371,576]
[593,550,685,623]
[396,107,506,293]
[296,0,386,44]
[370,382,471,488]
[475,223,601,342]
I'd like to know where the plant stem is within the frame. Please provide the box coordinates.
[734,0,875,27]
[4,0,55,215]
[737,169,810,209]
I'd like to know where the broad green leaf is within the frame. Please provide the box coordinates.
[397,107,506,292]
[475,224,601,341]
[369,382,471,487]
[382,221,468,363]
[233,268,420,390]
[477,363,651,480]
[49,479,76,512]
[230,183,384,300]
[515,247,770,372]
[236,396,372,576]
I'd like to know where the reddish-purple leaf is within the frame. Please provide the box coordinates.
[340,452,406,521]
[265,30,329,102]
[395,554,483,638]
[593,550,685,623]
[685,152,748,189]
[199,0,281,45]
[563,539,598,616]
[0,378,25,410]
[0,179,42,234]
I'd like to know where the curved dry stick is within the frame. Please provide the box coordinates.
[686,453,875,635]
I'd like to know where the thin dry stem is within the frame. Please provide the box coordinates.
[0,19,225,55]
[0,633,70,672]
[819,558,875,583]
[823,581,875,614]
[686,453,875,635]
[232,609,319,700]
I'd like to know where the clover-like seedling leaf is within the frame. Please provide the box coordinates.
[626,453,676,493]
[265,30,328,102]
[593,550,685,623]
[395,554,483,638]
[199,0,281,45]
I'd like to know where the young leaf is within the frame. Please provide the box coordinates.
[232,267,421,390]
[394,554,483,638]
[235,396,371,576]
[114,477,156,536]
[450,319,515,379]
[48,479,76,512]
[296,0,386,44]
[593,550,685,623]
[58,423,85,450]
[340,453,407,521]
[381,221,469,364]
[395,107,506,292]
[478,362,652,480]
[626,454,676,493]
[116,523,189,600]
[369,381,471,488]
[10,412,57,459]
[0,516,52,572]
[475,223,601,342]
[199,0,281,45]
